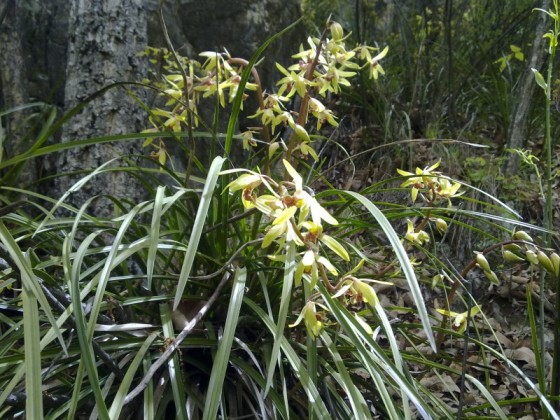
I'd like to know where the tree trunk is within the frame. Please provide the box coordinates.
[503,0,551,175]
[55,0,148,217]
[0,0,33,186]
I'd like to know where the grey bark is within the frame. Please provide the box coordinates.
[0,1,28,124]
[503,0,551,175]
[55,0,148,217]
[0,0,33,186]
[0,0,70,190]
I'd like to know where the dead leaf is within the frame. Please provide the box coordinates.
[420,374,461,393]
[504,347,536,370]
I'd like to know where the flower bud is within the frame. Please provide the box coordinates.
[293,123,310,142]
[226,173,262,192]
[268,142,280,159]
[484,270,500,285]
[432,274,443,289]
[503,243,522,252]
[513,230,533,242]
[435,218,448,234]
[475,253,491,272]
[537,250,555,276]
[354,313,374,336]
[502,249,525,263]
[550,252,560,278]
[303,302,323,337]
[525,250,539,265]
[330,21,344,42]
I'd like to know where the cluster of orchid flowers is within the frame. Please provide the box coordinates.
[397,160,463,247]
[226,160,385,337]
[141,21,389,164]
[397,161,558,275]
[141,48,259,164]
[252,21,388,160]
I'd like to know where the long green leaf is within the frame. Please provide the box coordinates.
[143,357,155,420]
[465,374,508,419]
[108,332,159,419]
[65,234,109,420]
[0,101,46,117]
[22,270,43,419]
[224,17,303,155]
[320,331,371,419]
[342,191,437,351]
[229,355,289,418]
[203,267,247,420]
[86,200,149,341]
[147,186,166,289]
[303,277,317,420]
[265,241,296,395]
[0,221,66,352]
[173,155,226,310]
[371,295,411,419]
[526,284,547,413]
[0,130,220,171]
[34,157,120,234]
[160,303,188,419]
[319,282,437,419]
[66,362,87,420]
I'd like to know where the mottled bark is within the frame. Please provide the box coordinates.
[55,0,148,216]
[0,0,33,186]
[0,1,28,117]
[503,0,551,175]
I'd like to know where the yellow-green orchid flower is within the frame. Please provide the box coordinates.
[436,305,481,334]
[289,301,328,338]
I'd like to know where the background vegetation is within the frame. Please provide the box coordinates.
[0,0,559,418]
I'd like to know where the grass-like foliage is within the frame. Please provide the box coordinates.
[0,14,559,419]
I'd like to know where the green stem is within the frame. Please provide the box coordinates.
[542,1,558,409]
[544,26,555,247]
[227,57,272,175]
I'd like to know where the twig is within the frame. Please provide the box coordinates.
[123,270,232,406]
[457,278,473,419]
[190,238,262,280]
[5,391,69,409]
[0,199,28,217]
[202,208,258,234]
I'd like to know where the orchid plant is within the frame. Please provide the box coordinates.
[142,20,392,338]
